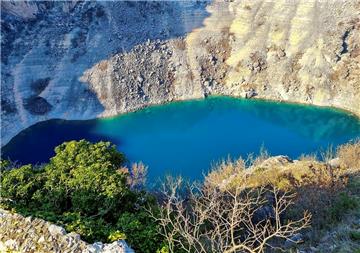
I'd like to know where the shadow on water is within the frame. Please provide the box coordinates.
[1,1,211,136]
[1,119,113,165]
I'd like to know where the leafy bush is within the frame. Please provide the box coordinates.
[41,140,128,215]
[328,192,358,222]
[0,140,163,252]
[1,164,45,207]
[350,230,360,241]
[108,230,127,242]
[116,210,163,253]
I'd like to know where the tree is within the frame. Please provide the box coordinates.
[149,177,311,253]
[0,164,44,207]
[0,140,164,251]
[41,140,128,216]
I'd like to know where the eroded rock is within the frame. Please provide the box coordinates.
[0,209,134,253]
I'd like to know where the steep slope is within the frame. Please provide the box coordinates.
[0,0,209,145]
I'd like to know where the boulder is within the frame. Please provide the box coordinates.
[328,157,341,168]
[256,155,293,169]
[103,240,134,253]
[241,88,257,98]
[48,224,66,236]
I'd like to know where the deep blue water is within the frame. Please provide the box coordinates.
[2,97,360,182]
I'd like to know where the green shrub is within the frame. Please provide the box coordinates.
[0,160,11,171]
[108,230,127,242]
[329,192,358,222]
[350,230,360,241]
[157,245,170,253]
[116,210,162,253]
[62,213,113,242]
[41,140,128,215]
[0,164,44,207]
[0,140,164,251]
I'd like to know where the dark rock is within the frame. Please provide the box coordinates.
[23,96,52,115]
[30,78,50,94]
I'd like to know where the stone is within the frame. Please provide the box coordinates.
[310,246,319,252]
[48,224,66,236]
[67,232,81,240]
[328,157,341,168]
[38,236,45,243]
[102,240,134,253]
[2,1,359,148]
[4,239,18,250]
[241,89,257,98]
[253,205,275,223]
[25,216,33,223]
[92,242,104,251]
[255,155,293,169]
[137,76,144,83]
[0,209,134,253]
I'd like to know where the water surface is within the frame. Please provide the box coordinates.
[2,97,360,182]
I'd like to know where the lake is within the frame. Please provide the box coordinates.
[2,97,360,182]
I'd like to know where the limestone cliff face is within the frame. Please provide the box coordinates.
[1,0,359,146]
[222,0,360,115]
[83,0,360,120]
[0,1,209,146]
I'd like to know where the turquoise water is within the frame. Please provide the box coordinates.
[2,97,360,182]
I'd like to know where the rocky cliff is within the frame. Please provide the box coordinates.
[1,0,360,146]
[82,0,360,118]
[0,0,209,145]
[0,209,134,253]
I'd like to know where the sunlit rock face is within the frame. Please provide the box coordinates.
[0,0,209,145]
[1,0,360,146]
[222,1,360,116]
[82,0,360,120]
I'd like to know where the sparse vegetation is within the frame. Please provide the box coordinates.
[337,138,360,170]
[150,177,311,253]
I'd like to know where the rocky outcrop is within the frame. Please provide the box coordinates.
[222,0,360,117]
[83,0,360,120]
[0,209,134,253]
[1,0,360,146]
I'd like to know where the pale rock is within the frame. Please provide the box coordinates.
[137,76,144,83]
[48,224,66,236]
[4,239,18,250]
[328,157,341,168]
[1,0,360,162]
[103,240,134,253]
[38,236,45,243]
[0,208,134,252]
[256,155,293,169]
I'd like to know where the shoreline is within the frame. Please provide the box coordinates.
[2,95,360,149]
